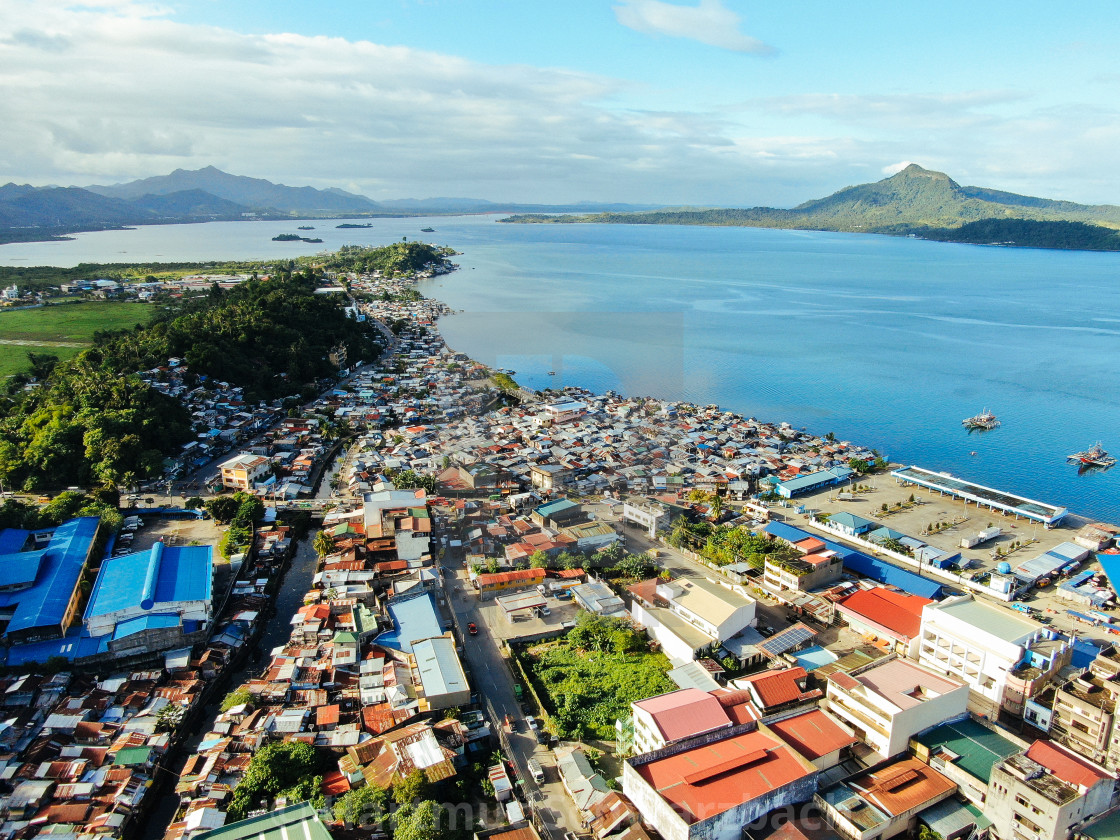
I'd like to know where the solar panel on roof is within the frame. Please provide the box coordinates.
[760,623,815,656]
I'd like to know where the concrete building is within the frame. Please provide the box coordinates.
[816,757,956,840]
[629,576,755,664]
[218,453,271,491]
[763,551,843,595]
[835,588,932,660]
[630,688,733,755]
[987,740,1116,840]
[774,467,854,499]
[84,542,214,653]
[824,656,969,760]
[571,581,628,618]
[531,499,584,529]
[530,463,571,493]
[910,717,1024,806]
[765,707,858,770]
[623,724,818,840]
[412,635,470,712]
[0,517,101,644]
[560,520,620,552]
[917,595,1065,717]
[1046,645,1120,769]
[621,501,669,539]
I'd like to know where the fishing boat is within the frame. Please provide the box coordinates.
[421,227,435,232]
[1068,442,1117,468]
[962,409,1000,430]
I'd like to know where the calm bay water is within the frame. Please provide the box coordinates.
[4,217,1119,522]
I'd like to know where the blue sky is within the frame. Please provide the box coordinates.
[3,0,1120,205]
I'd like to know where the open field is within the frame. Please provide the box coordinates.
[0,301,153,377]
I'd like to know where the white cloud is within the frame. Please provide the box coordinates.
[613,0,775,55]
[882,161,915,175]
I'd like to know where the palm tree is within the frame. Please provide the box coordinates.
[709,494,723,520]
[313,530,334,558]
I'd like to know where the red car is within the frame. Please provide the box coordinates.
[467,622,478,635]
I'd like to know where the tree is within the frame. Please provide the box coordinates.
[709,494,723,520]
[313,530,334,558]
[206,495,240,524]
[226,741,319,820]
[393,800,444,840]
[333,785,388,828]
[220,687,253,712]
[184,496,204,510]
[529,550,549,569]
[393,768,431,805]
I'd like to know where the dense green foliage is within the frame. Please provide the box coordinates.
[333,785,389,827]
[392,800,446,840]
[92,269,379,400]
[219,687,253,713]
[209,492,264,559]
[521,613,674,738]
[668,517,798,568]
[913,218,1120,250]
[226,741,322,821]
[320,242,454,277]
[0,491,122,532]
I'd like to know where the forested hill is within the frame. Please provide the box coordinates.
[915,218,1120,250]
[0,266,381,492]
[502,164,1120,249]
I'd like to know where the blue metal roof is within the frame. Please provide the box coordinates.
[0,517,100,637]
[764,521,942,599]
[1097,555,1120,596]
[86,541,212,622]
[112,614,182,640]
[0,551,45,590]
[4,628,111,666]
[374,591,442,653]
[0,529,30,554]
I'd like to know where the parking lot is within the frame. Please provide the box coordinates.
[114,514,224,556]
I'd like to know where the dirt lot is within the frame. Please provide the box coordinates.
[124,515,224,554]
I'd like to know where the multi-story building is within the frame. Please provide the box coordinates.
[763,550,843,594]
[218,453,271,491]
[623,724,818,840]
[987,740,1116,840]
[1046,645,1120,769]
[834,587,932,659]
[824,656,969,759]
[917,595,1067,717]
[629,576,755,664]
[630,688,733,755]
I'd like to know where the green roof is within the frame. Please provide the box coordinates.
[913,718,1021,783]
[194,802,333,840]
[1083,810,1120,840]
[113,746,153,766]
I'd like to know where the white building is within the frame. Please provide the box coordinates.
[622,501,669,539]
[825,656,969,759]
[218,453,271,491]
[917,594,1051,716]
[630,688,732,755]
[630,576,755,664]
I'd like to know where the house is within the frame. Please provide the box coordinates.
[766,707,858,770]
[910,717,1024,806]
[531,499,584,528]
[816,757,956,840]
[560,520,620,551]
[218,453,271,491]
[734,666,822,715]
[571,582,628,618]
[917,594,1067,717]
[475,568,548,600]
[764,552,843,594]
[825,512,877,538]
[630,688,733,754]
[824,656,969,760]
[835,588,933,659]
[986,740,1116,840]
[623,725,818,840]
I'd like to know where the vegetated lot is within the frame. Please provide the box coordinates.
[519,613,674,740]
[0,302,152,377]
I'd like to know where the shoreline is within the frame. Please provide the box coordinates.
[408,265,1109,532]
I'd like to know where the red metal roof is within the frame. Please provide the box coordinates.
[1027,740,1112,789]
[851,757,955,816]
[636,729,813,823]
[836,588,932,640]
[766,709,858,760]
[738,667,812,709]
[634,688,731,742]
[476,568,548,587]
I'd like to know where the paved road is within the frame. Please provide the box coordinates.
[439,551,584,838]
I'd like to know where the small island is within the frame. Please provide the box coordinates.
[272,233,323,243]
[337,223,373,229]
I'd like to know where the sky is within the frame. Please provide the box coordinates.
[3,0,1120,206]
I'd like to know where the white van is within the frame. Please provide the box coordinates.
[527,758,545,785]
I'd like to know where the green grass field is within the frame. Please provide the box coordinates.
[0,302,154,377]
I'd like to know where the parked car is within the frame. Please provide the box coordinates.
[537,606,551,617]
[467,622,478,635]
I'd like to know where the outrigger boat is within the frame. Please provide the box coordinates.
[963,409,1000,431]
[1069,442,1117,469]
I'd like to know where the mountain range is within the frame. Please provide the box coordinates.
[504,164,1120,249]
[0,167,658,243]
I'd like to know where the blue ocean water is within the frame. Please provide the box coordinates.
[3,216,1118,521]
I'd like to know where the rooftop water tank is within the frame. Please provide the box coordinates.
[998,561,1012,575]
